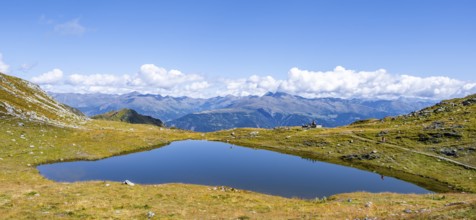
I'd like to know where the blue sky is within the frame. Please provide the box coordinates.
[1,0,475,99]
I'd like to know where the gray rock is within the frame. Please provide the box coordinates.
[123,180,135,186]
[462,98,476,106]
[147,211,155,218]
[425,121,444,130]
[365,201,372,208]
[439,148,458,157]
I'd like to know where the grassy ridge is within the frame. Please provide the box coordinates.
[91,108,164,127]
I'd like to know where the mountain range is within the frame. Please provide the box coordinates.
[52,92,436,132]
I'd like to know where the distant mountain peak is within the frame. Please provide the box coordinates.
[264,91,290,97]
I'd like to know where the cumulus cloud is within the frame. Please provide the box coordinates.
[31,64,210,97]
[0,53,10,73]
[224,75,281,96]
[31,65,476,100]
[31,69,64,84]
[54,18,86,36]
[132,64,204,89]
[68,73,127,86]
[277,66,476,99]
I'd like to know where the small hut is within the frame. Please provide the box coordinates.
[302,120,322,129]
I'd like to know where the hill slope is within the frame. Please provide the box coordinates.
[0,73,86,127]
[91,108,164,127]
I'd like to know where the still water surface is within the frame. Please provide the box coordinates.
[38,140,430,198]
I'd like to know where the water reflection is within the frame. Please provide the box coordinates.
[38,140,431,198]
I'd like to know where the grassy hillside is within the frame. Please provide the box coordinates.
[0,73,86,127]
[91,108,164,127]
[0,72,475,219]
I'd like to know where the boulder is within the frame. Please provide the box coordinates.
[123,180,135,186]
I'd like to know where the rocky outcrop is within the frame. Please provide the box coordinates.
[0,73,87,127]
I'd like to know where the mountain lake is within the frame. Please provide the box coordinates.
[38,140,431,198]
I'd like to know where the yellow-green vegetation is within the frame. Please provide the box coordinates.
[1,72,475,219]
[2,118,475,219]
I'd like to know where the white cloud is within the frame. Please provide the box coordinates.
[224,75,281,96]
[277,66,476,99]
[0,53,10,73]
[32,64,210,97]
[67,73,127,86]
[31,69,64,84]
[133,64,204,89]
[31,65,476,100]
[185,81,210,91]
[54,18,86,36]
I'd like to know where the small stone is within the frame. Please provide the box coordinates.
[403,209,412,213]
[105,183,110,187]
[347,199,352,202]
[147,211,155,218]
[27,164,31,167]
[60,158,64,161]
[30,145,35,148]
[371,150,377,154]
[365,201,372,208]
[123,180,135,186]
